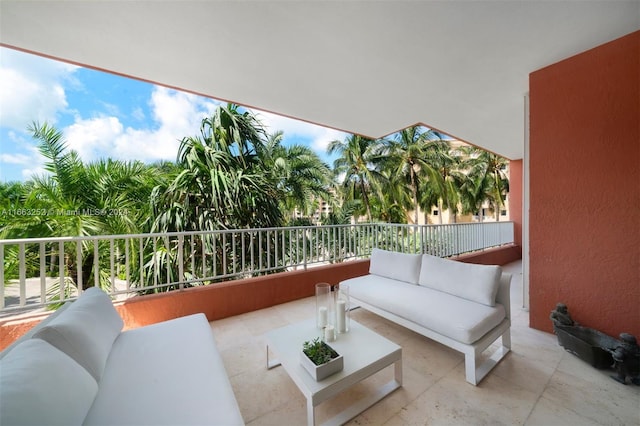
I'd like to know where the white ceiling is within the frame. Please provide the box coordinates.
[1,1,638,160]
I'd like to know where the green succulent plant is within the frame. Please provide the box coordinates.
[302,337,339,366]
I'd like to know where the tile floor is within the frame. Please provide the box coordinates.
[210,261,640,425]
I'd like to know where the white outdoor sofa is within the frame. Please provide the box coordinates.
[0,287,244,426]
[341,248,511,385]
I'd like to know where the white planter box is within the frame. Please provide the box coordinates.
[300,345,344,381]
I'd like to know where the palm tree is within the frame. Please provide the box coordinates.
[148,104,284,289]
[327,134,384,222]
[1,122,159,293]
[459,171,492,222]
[427,141,466,223]
[418,179,440,224]
[1,123,157,239]
[259,131,332,220]
[463,148,509,221]
[370,168,411,224]
[0,181,26,209]
[151,103,282,233]
[379,126,445,224]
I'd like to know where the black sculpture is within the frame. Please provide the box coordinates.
[549,302,618,370]
[611,333,640,385]
[550,303,578,327]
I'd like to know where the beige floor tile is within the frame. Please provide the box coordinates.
[541,354,640,425]
[397,361,539,426]
[511,308,530,327]
[490,351,556,394]
[273,296,317,324]
[219,338,267,377]
[381,413,413,425]
[230,364,301,423]
[525,395,603,426]
[400,336,464,381]
[209,316,254,350]
[511,326,564,368]
[208,260,639,426]
[246,397,307,426]
[346,364,436,426]
[239,306,290,336]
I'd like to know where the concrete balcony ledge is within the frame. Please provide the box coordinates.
[1,243,521,349]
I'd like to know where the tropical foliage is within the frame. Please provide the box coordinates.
[1,105,510,295]
[327,134,385,222]
[0,122,162,298]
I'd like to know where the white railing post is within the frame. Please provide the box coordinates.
[303,229,308,270]
[125,238,131,291]
[139,238,144,288]
[178,234,184,290]
[93,239,99,288]
[58,241,64,300]
[40,243,46,303]
[18,243,26,306]
[76,241,83,293]
[110,239,115,294]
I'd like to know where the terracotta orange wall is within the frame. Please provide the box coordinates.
[529,31,639,338]
[0,261,370,350]
[114,261,370,329]
[0,243,523,350]
[455,244,521,266]
[0,311,53,352]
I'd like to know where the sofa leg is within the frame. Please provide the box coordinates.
[501,329,512,349]
[464,330,511,386]
[465,353,479,385]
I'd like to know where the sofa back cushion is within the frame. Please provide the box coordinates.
[418,254,501,306]
[0,338,98,425]
[369,248,422,284]
[34,287,124,381]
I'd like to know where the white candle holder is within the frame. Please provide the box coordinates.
[315,283,332,331]
[336,283,350,334]
[323,324,336,342]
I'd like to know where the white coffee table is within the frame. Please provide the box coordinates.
[265,318,402,426]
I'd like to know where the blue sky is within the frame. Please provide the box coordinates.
[0,47,348,183]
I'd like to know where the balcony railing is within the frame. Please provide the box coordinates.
[0,222,514,314]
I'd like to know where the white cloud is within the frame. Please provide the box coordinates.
[0,131,45,181]
[0,152,32,165]
[63,86,219,163]
[149,87,218,143]
[65,116,124,160]
[310,127,348,153]
[0,48,77,131]
[22,166,47,180]
[0,47,347,180]
[131,107,146,122]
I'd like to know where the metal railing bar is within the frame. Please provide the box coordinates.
[1,222,515,313]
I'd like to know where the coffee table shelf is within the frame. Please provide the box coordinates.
[265,319,402,426]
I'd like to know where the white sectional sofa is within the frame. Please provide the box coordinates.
[341,248,511,385]
[0,287,244,426]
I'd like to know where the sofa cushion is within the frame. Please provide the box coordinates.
[84,313,244,426]
[0,338,98,426]
[369,248,422,284]
[34,287,124,381]
[344,274,506,344]
[418,254,501,307]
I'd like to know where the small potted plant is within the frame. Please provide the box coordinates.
[300,337,344,381]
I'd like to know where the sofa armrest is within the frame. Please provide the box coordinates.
[495,272,512,320]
